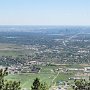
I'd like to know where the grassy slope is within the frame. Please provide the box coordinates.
[5,66,74,89]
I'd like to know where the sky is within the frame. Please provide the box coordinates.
[0,0,90,25]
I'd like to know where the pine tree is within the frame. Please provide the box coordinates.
[31,78,49,90]
[0,68,8,90]
[40,82,49,90]
[31,78,40,90]
[0,68,21,90]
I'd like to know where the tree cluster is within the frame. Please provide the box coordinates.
[0,68,21,90]
[31,78,49,90]
[74,79,90,90]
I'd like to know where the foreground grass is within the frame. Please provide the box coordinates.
[5,73,56,89]
[5,72,74,89]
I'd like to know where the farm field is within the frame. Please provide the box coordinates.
[0,43,36,57]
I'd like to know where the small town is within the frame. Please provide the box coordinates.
[0,0,90,90]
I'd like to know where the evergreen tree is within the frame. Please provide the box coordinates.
[31,78,40,90]
[0,68,8,90]
[40,82,49,90]
[0,68,21,90]
[74,79,90,90]
[4,81,21,90]
[31,78,49,90]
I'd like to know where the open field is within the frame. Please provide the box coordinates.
[5,73,74,89]
[5,73,57,89]
[0,43,36,57]
[5,66,74,89]
[5,73,55,89]
[0,43,23,57]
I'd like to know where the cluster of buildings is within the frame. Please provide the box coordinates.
[0,61,42,74]
[8,65,40,74]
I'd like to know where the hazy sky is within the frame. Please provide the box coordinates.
[0,0,90,25]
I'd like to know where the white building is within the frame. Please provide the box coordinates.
[84,67,90,73]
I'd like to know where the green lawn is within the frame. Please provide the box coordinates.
[55,73,74,82]
[5,73,56,89]
[4,65,75,89]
